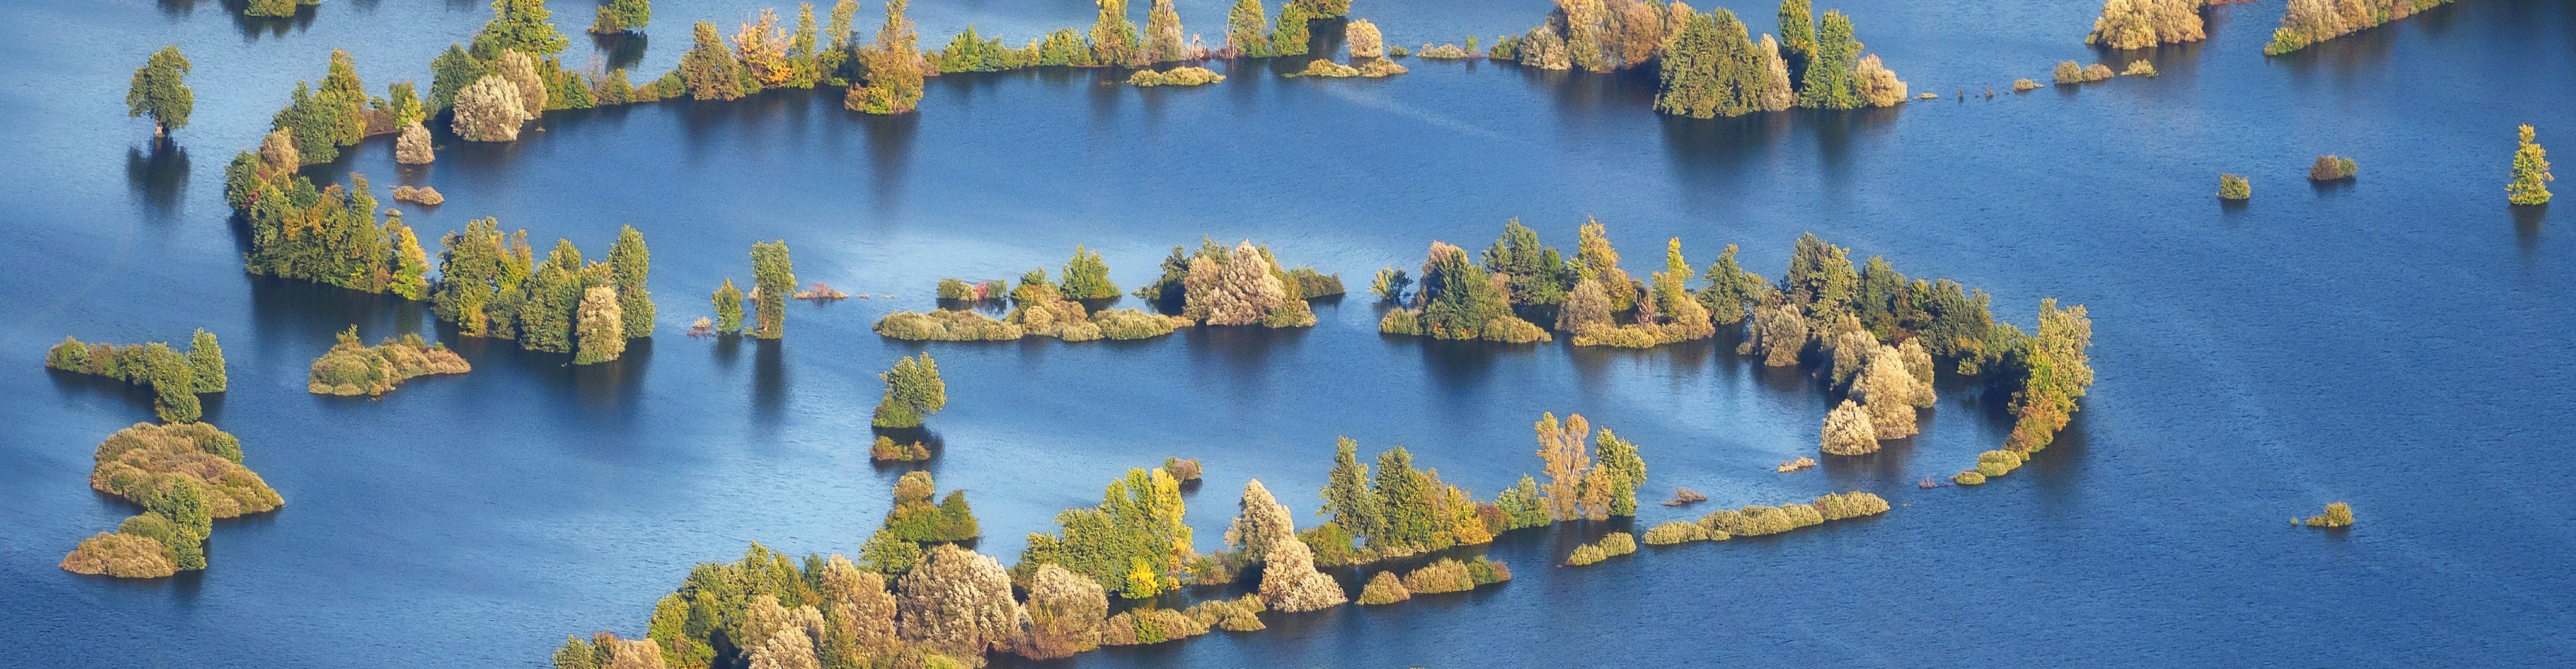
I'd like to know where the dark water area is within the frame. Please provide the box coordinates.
[6,0,2576,666]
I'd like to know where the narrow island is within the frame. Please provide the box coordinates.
[874,241,1337,342]
[47,330,227,424]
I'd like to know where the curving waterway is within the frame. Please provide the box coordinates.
[4,0,2573,666]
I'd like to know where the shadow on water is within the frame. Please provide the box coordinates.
[220,0,316,39]
[591,32,648,73]
[2512,204,2547,251]
[2309,177,2356,197]
[1657,112,1791,190]
[1181,324,1314,378]
[856,111,920,214]
[246,275,434,343]
[156,0,198,18]
[570,337,652,409]
[750,339,788,433]
[127,140,189,226]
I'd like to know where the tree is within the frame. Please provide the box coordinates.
[395,123,435,164]
[452,75,529,142]
[2088,0,2206,50]
[847,0,924,114]
[496,50,549,117]
[1797,10,1862,110]
[1272,1,1315,56]
[147,344,202,423]
[871,353,946,428]
[1146,0,1188,63]
[713,279,745,334]
[574,286,626,364]
[895,544,1021,661]
[1225,0,1274,57]
[188,329,227,393]
[1851,346,1918,438]
[1534,412,1592,522]
[1853,54,1905,107]
[1556,279,1611,334]
[1184,242,1287,326]
[1015,564,1108,659]
[1413,242,1515,339]
[1777,0,1814,82]
[1317,436,1382,542]
[1820,398,1877,455]
[591,0,650,33]
[1345,18,1384,59]
[1573,219,1636,313]
[474,0,570,57]
[681,21,746,101]
[1594,429,1646,516]
[1092,0,1143,66]
[607,226,655,337]
[2510,124,2554,206]
[1057,246,1119,300]
[1018,468,1194,599]
[127,46,193,137]
[269,51,369,163]
[750,240,794,339]
[1256,537,1346,612]
[1783,233,1856,308]
[1224,479,1296,562]
[1481,218,1568,307]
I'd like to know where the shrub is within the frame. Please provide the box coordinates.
[1854,54,1906,107]
[1092,308,1185,340]
[2304,501,2354,528]
[394,122,434,163]
[1813,491,1890,520]
[2309,154,2358,181]
[873,310,1023,341]
[1287,59,1360,78]
[1662,487,1708,506]
[1777,457,1817,472]
[2083,64,2115,81]
[1565,544,1607,566]
[1599,531,1636,556]
[2122,60,2157,77]
[1465,557,1510,585]
[1128,67,1226,87]
[2510,125,2553,205]
[870,436,931,462]
[308,327,472,396]
[2052,61,2083,84]
[1378,308,1418,334]
[1258,538,1347,612]
[1420,44,1471,59]
[1642,521,1709,545]
[1355,571,1411,605]
[2219,173,2251,200]
[1403,558,1477,592]
[1357,59,1408,78]
[1952,470,1987,486]
[59,532,176,578]
[1347,18,1384,58]
[2013,78,2042,91]
[452,74,529,141]
[1183,594,1267,632]
[1820,399,1878,455]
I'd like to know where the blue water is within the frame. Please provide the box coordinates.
[4,0,2573,666]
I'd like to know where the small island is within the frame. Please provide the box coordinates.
[307,327,471,397]
[60,422,282,578]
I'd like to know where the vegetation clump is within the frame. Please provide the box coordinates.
[426,219,658,357]
[2121,60,2157,77]
[1662,487,1708,506]
[1642,520,1712,545]
[2267,0,2451,55]
[2086,0,2206,50]
[1402,557,1508,593]
[881,472,980,542]
[1778,456,1817,472]
[1129,67,1226,86]
[1355,570,1411,604]
[2055,61,2113,84]
[2219,173,2251,200]
[1288,59,1361,78]
[126,46,194,137]
[47,332,227,423]
[872,353,947,428]
[1813,491,1890,520]
[2303,501,2354,528]
[1567,532,1637,566]
[2509,125,2553,206]
[1018,467,1198,600]
[62,422,280,578]
[2012,78,2042,91]
[871,436,931,462]
[1952,470,1987,486]
[589,0,650,33]
[390,185,446,206]
[307,327,472,396]
[2309,154,2358,181]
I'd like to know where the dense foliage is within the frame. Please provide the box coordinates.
[2510,125,2553,206]
[49,332,227,422]
[427,218,656,356]
[750,240,795,339]
[2267,0,2450,55]
[2086,0,2206,50]
[872,353,946,428]
[1016,467,1195,599]
[126,46,193,136]
[307,326,472,395]
[60,422,280,578]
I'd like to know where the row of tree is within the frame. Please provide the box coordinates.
[46,330,227,424]
[429,221,658,363]
[2265,0,2452,55]
[1645,0,1908,117]
[2085,0,2206,51]
[704,240,797,340]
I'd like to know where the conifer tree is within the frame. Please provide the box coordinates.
[474,0,570,57]
[750,240,794,339]
[188,329,227,393]
[847,0,924,114]
[147,344,201,423]
[2510,124,2554,206]
[872,353,946,428]
[681,21,747,100]
[1317,436,1383,541]
[607,226,655,337]
[1092,0,1144,66]
[713,278,745,334]
[127,46,193,137]
[1777,0,1814,82]
[1226,0,1274,57]
[387,219,432,300]
[1057,246,1120,300]
[1272,1,1315,56]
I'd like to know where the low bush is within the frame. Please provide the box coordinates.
[1183,594,1266,631]
[1952,470,1987,486]
[1355,571,1411,605]
[1599,532,1636,557]
[2121,60,2157,77]
[1162,458,1202,482]
[1289,59,1360,78]
[1357,59,1408,78]
[2304,501,2354,528]
[1662,487,1708,506]
[873,309,1024,341]
[59,532,176,578]
[1129,67,1226,87]
[307,327,471,397]
[871,436,931,462]
[1813,491,1890,520]
[2309,154,2358,181]
[1092,308,1185,340]
[1403,558,1478,593]
[2219,173,2251,200]
[1565,544,1607,566]
[1641,520,1710,545]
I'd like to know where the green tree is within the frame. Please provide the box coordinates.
[607,225,655,337]
[2510,124,2554,206]
[573,286,625,364]
[1091,0,1143,66]
[512,240,585,353]
[1415,243,1514,340]
[474,0,570,57]
[590,0,650,34]
[1778,0,1814,83]
[1057,246,1120,300]
[681,21,747,101]
[872,352,946,428]
[147,344,201,423]
[1594,429,1646,516]
[1316,436,1382,542]
[1694,244,1762,325]
[428,45,494,113]
[1018,468,1193,598]
[187,329,227,393]
[1797,10,1864,110]
[1226,0,1274,57]
[127,46,193,137]
[713,278,745,334]
[1481,218,1569,307]
[270,50,369,163]
[750,241,795,339]
[847,0,924,114]
[1272,1,1315,56]
[1783,232,1856,308]
[1145,0,1188,63]
[1493,475,1551,530]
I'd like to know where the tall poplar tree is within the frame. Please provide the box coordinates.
[2510,124,2554,206]
[1797,10,1861,109]
[750,240,794,339]
[1226,0,1274,57]
[1777,0,1814,83]
[607,225,655,337]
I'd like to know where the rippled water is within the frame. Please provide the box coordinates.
[4,0,2573,666]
